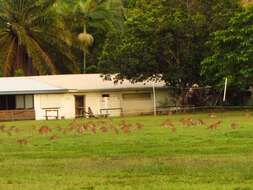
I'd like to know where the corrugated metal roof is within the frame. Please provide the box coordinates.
[30,74,166,92]
[0,78,67,95]
[0,74,166,94]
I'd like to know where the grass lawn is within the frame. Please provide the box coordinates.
[0,111,253,190]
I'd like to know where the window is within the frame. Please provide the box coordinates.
[16,95,34,109]
[102,94,110,98]
[0,95,16,110]
[123,93,151,100]
[25,95,34,109]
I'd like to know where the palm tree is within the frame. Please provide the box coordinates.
[56,0,125,73]
[0,0,76,76]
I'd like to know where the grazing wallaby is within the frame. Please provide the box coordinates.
[171,127,177,133]
[0,125,5,132]
[78,126,86,134]
[82,124,88,131]
[180,118,197,126]
[14,128,21,133]
[120,120,131,134]
[187,118,197,126]
[180,118,188,126]
[69,123,80,131]
[39,125,52,135]
[9,126,16,131]
[17,139,28,145]
[208,121,222,129]
[100,126,108,133]
[4,126,17,136]
[197,119,206,125]
[230,123,238,129]
[121,125,130,134]
[208,112,216,118]
[90,125,97,134]
[162,119,174,128]
[50,135,60,141]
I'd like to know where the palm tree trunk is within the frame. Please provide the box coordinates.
[83,24,87,73]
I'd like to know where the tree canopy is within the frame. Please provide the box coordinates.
[99,0,241,88]
[202,6,253,90]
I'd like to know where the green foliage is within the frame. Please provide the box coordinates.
[122,0,137,8]
[56,0,125,73]
[57,0,124,31]
[202,6,253,90]
[99,0,241,88]
[0,0,77,76]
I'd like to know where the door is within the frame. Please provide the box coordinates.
[75,96,85,118]
[101,94,110,109]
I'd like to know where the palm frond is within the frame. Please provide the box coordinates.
[3,38,17,76]
[0,0,76,76]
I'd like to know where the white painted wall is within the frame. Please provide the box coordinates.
[122,92,153,115]
[85,92,101,116]
[85,92,122,117]
[33,89,170,120]
[121,89,169,115]
[34,93,75,120]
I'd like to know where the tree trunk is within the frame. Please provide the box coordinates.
[83,24,87,73]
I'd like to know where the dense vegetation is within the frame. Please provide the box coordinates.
[0,0,253,93]
[0,112,253,189]
[0,0,76,76]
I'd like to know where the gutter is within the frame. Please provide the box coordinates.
[0,89,68,95]
[0,86,167,95]
[67,86,168,93]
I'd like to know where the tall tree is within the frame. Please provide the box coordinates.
[0,0,76,76]
[56,0,125,73]
[202,6,253,90]
[99,0,241,89]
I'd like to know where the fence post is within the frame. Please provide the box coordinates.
[153,82,157,116]
[223,78,228,102]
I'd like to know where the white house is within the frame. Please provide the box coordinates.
[0,74,169,121]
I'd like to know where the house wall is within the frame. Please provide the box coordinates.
[84,89,169,116]
[0,110,35,121]
[34,93,75,120]
[85,92,122,116]
[34,89,170,120]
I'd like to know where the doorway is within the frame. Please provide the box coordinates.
[75,96,85,118]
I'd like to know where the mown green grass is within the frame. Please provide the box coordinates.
[0,111,253,190]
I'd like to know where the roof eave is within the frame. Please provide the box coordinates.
[0,89,68,95]
[68,86,168,93]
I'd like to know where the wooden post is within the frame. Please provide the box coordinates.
[153,82,157,116]
[223,78,228,102]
